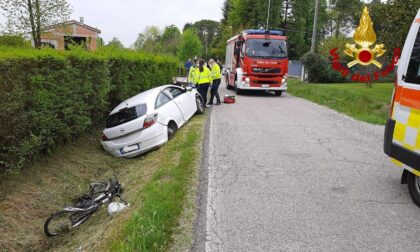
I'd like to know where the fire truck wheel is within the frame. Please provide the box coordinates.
[274,91,283,96]
[407,171,420,207]
[226,77,233,90]
[234,82,242,95]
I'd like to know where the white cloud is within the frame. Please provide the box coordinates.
[67,0,224,47]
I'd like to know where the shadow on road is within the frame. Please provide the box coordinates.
[232,90,288,98]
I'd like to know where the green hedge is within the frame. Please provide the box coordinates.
[104,51,178,107]
[0,47,178,173]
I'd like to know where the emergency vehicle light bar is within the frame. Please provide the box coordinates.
[242,29,284,36]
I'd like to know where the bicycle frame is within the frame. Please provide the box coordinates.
[45,176,126,236]
[65,181,121,227]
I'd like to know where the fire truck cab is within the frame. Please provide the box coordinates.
[225,29,288,96]
[384,9,420,206]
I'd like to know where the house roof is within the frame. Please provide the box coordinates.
[46,20,101,34]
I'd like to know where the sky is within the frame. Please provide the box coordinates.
[66,0,225,47]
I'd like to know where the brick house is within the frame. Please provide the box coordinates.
[40,18,101,51]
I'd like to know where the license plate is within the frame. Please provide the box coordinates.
[261,84,270,88]
[121,144,140,154]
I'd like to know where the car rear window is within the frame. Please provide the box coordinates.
[106,104,147,128]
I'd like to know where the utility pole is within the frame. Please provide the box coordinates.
[266,0,271,30]
[310,0,320,53]
[203,29,208,60]
[283,0,289,31]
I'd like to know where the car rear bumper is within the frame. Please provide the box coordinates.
[100,123,167,158]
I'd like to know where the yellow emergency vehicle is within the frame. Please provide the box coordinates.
[384,9,420,206]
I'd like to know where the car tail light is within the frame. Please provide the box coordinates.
[101,134,109,141]
[143,113,158,129]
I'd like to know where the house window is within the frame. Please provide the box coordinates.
[64,36,87,50]
[41,42,55,49]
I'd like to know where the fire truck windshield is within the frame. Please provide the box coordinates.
[245,39,287,59]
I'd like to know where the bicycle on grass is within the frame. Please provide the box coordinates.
[44,176,127,237]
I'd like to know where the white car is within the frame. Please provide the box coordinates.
[100,85,204,157]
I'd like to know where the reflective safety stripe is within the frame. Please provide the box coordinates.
[395,85,420,111]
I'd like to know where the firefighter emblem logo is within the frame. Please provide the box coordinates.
[344,6,386,68]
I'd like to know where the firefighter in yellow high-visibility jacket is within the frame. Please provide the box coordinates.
[188,59,199,86]
[193,60,212,106]
[208,59,222,105]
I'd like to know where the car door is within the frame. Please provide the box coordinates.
[155,90,184,127]
[386,10,420,170]
[166,87,196,121]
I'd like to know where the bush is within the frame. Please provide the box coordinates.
[102,50,178,107]
[318,36,353,59]
[0,48,178,173]
[0,35,32,48]
[301,52,348,83]
[301,52,329,82]
[325,66,349,83]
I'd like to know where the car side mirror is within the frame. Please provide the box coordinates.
[185,86,193,92]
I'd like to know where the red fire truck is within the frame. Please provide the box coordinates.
[225,29,288,96]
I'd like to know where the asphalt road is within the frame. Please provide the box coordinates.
[193,83,420,251]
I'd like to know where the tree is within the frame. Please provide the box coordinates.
[328,0,362,37]
[133,33,146,50]
[0,35,32,48]
[369,0,420,51]
[183,23,193,32]
[317,35,352,58]
[0,0,72,48]
[133,26,163,54]
[193,20,220,59]
[227,0,284,31]
[161,25,181,55]
[105,37,125,49]
[287,0,328,58]
[178,28,203,61]
[211,25,233,60]
[221,0,233,25]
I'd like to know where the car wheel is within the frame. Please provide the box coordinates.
[407,171,420,207]
[167,121,178,140]
[274,91,283,96]
[196,96,204,114]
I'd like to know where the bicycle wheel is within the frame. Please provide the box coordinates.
[44,211,73,237]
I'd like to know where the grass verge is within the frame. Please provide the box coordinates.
[0,115,205,251]
[108,115,203,251]
[287,79,394,125]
